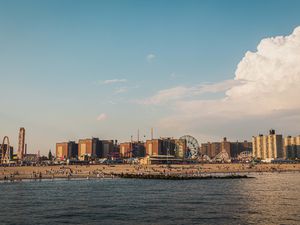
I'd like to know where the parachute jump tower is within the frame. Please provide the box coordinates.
[17,127,26,160]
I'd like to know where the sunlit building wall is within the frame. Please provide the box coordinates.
[252,130,283,160]
[78,138,101,159]
[56,141,78,160]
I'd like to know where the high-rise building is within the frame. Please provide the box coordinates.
[201,142,222,159]
[120,142,145,158]
[230,141,252,158]
[120,142,132,158]
[160,138,176,155]
[284,135,300,159]
[221,137,231,157]
[146,139,162,156]
[78,138,101,159]
[145,138,177,157]
[56,141,78,160]
[101,140,115,158]
[175,139,187,158]
[201,137,252,159]
[252,129,283,160]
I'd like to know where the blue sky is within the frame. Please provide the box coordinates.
[1,0,300,154]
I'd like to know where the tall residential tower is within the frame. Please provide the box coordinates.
[252,129,283,161]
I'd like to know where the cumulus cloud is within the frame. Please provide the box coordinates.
[96,113,108,121]
[146,53,156,62]
[224,26,300,116]
[141,26,300,140]
[101,79,127,84]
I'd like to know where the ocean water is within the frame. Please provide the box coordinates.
[0,172,299,225]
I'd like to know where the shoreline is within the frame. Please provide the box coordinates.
[1,163,300,182]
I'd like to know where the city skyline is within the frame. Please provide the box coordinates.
[1,0,300,154]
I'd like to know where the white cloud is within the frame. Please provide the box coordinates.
[138,79,243,105]
[139,86,188,105]
[146,53,156,62]
[140,26,300,140]
[114,84,140,95]
[101,79,127,84]
[114,87,128,94]
[96,113,108,121]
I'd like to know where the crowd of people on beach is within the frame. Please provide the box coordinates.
[0,163,299,181]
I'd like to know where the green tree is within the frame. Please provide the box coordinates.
[48,150,53,161]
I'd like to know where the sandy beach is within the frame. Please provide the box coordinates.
[1,163,300,181]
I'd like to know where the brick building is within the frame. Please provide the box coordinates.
[78,138,102,159]
[201,137,252,159]
[120,142,146,158]
[56,141,78,160]
[145,138,177,157]
[101,140,115,158]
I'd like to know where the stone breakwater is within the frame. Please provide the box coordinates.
[118,173,251,180]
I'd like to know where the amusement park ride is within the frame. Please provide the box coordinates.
[178,135,200,159]
[0,136,11,164]
[0,127,26,164]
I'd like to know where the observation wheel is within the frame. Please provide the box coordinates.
[179,135,200,159]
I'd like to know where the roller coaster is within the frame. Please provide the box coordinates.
[237,151,253,162]
[213,149,231,163]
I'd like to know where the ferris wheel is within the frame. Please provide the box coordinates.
[179,135,200,159]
